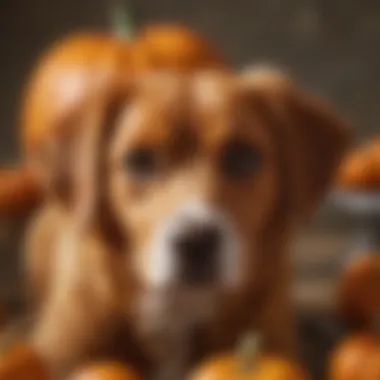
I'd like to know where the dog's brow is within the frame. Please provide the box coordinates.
[191,73,228,110]
[137,72,187,100]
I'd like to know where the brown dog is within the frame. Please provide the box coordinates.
[22,67,349,379]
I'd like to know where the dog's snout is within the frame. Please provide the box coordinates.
[175,224,222,257]
[173,223,223,285]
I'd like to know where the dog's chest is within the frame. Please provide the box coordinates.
[130,295,207,378]
[131,292,258,379]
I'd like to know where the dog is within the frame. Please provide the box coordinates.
[19,66,350,379]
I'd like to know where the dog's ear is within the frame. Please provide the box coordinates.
[240,66,351,219]
[68,89,122,229]
[35,77,130,239]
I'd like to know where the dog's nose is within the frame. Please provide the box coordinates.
[173,223,223,285]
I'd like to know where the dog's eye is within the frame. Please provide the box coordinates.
[220,140,262,179]
[123,147,158,180]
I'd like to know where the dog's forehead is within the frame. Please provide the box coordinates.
[134,71,188,104]
[133,70,239,108]
[115,71,247,146]
[190,71,238,110]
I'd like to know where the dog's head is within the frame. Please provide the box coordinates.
[43,67,350,316]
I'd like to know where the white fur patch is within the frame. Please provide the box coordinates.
[144,198,245,290]
[192,73,227,110]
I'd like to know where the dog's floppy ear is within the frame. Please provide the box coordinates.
[240,66,351,219]
[36,76,130,239]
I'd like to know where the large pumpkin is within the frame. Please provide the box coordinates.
[21,23,226,159]
[20,23,226,169]
[0,21,226,216]
[68,362,140,380]
[337,254,380,325]
[188,333,308,380]
[131,23,225,70]
[329,332,380,380]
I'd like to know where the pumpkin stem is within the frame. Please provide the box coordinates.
[109,0,136,40]
[236,331,261,373]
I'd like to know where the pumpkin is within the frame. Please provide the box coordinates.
[329,332,380,380]
[336,148,379,190]
[337,254,380,325]
[20,22,226,164]
[0,341,48,380]
[131,23,225,70]
[336,136,380,190]
[68,362,140,380]
[188,333,308,380]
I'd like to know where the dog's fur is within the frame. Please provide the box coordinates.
[22,67,350,379]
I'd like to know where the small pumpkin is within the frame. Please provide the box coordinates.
[336,148,379,190]
[68,361,140,380]
[0,341,48,380]
[329,332,380,380]
[336,136,380,191]
[337,254,380,325]
[188,333,308,380]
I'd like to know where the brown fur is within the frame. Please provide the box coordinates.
[22,68,350,379]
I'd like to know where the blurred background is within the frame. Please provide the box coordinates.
[2,0,380,158]
[1,0,380,378]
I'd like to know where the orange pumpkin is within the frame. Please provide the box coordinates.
[68,362,140,380]
[0,341,48,380]
[329,332,380,380]
[336,136,380,190]
[188,333,308,380]
[131,23,225,70]
[337,254,380,325]
[0,20,226,217]
[21,24,225,162]
[336,148,379,190]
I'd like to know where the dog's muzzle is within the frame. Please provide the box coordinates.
[146,199,245,289]
[172,220,223,286]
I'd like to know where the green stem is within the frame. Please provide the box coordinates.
[236,331,261,374]
[109,0,136,40]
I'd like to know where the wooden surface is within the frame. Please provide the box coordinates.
[292,228,352,313]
